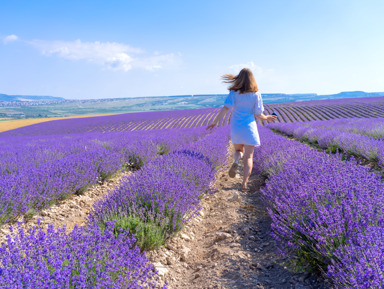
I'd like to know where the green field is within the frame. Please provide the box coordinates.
[0,95,226,120]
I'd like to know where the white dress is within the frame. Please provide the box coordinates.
[224,90,264,146]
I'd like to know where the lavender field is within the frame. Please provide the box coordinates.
[1,97,384,288]
[254,127,384,288]
[0,108,231,287]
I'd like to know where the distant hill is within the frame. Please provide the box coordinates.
[1,91,383,104]
[262,91,384,103]
[319,91,384,99]
[0,94,65,102]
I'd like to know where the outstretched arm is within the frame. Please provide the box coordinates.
[255,113,277,122]
[207,106,229,130]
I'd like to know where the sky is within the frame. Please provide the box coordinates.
[1,0,384,99]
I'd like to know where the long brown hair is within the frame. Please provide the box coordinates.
[221,68,259,93]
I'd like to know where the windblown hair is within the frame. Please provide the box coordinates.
[221,68,258,93]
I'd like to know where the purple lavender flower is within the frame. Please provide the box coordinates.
[0,221,158,288]
[254,127,384,287]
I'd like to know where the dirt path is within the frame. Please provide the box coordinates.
[0,171,130,243]
[149,153,330,289]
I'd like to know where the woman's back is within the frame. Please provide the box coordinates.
[225,90,264,119]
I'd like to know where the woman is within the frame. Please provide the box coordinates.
[207,68,276,190]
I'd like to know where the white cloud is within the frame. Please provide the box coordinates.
[3,34,19,44]
[28,39,179,71]
[132,53,180,71]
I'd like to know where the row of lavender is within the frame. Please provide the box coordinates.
[1,221,159,288]
[0,128,205,225]
[254,127,384,288]
[89,126,230,250]
[267,120,384,166]
[261,96,384,125]
[0,127,230,287]
[285,117,384,139]
[3,107,225,136]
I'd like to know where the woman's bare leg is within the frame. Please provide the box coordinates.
[233,143,244,164]
[242,145,255,189]
[228,143,244,178]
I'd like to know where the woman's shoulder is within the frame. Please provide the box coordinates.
[252,91,261,98]
[248,91,261,97]
[251,91,262,102]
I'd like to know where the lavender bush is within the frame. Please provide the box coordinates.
[268,121,384,165]
[90,126,230,250]
[0,221,158,288]
[255,127,384,287]
[286,117,384,139]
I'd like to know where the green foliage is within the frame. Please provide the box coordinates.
[157,143,170,155]
[100,199,185,251]
[111,216,165,251]
[94,161,114,182]
[24,208,38,220]
[123,153,145,171]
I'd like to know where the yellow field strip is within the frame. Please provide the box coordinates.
[164,118,180,129]
[0,113,123,133]
[190,114,205,128]
[159,118,174,130]
[205,110,218,127]
[199,112,213,127]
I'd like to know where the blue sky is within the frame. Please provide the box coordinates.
[1,0,384,99]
